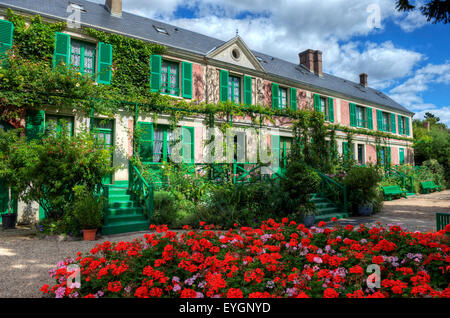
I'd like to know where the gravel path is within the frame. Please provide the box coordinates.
[0,229,151,298]
[338,190,450,232]
[1,190,449,298]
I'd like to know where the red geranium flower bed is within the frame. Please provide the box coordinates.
[42,219,450,298]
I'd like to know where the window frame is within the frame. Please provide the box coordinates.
[228,74,241,104]
[160,59,180,96]
[279,86,288,110]
[70,39,96,79]
[381,111,390,132]
[355,105,366,128]
[44,114,75,137]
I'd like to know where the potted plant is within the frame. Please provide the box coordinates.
[299,202,317,227]
[72,185,104,241]
[343,166,381,217]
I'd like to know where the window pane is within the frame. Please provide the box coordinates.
[280,88,287,109]
[71,41,81,68]
[84,44,95,74]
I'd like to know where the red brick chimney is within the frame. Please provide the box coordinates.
[360,73,368,87]
[105,0,122,17]
[299,49,323,76]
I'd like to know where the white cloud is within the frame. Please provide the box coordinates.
[88,0,447,115]
[392,0,429,32]
[326,41,423,89]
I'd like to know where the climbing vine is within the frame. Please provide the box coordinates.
[0,8,413,147]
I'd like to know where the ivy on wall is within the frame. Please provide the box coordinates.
[0,9,413,144]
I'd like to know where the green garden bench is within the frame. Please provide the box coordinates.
[381,185,407,201]
[436,212,450,231]
[420,181,441,194]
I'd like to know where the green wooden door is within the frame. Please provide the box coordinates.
[0,121,18,222]
[92,118,114,184]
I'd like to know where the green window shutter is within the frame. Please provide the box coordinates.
[271,83,279,109]
[25,110,45,140]
[328,97,334,122]
[376,110,383,131]
[271,135,280,173]
[0,19,14,63]
[97,42,112,85]
[405,117,410,136]
[367,107,373,130]
[313,94,320,112]
[219,70,229,102]
[349,103,357,127]
[150,54,162,92]
[53,32,70,69]
[181,126,195,164]
[290,87,297,110]
[342,142,348,156]
[244,75,252,105]
[182,61,193,99]
[399,148,405,164]
[390,113,396,133]
[138,122,153,162]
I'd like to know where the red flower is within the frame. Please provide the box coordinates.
[331,217,338,222]
[349,265,364,275]
[296,291,309,298]
[372,255,384,265]
[40,284,49,294]
[108,281,122,293]
[227,288,244,298]
[323,288,339,298]
[318,221,327,228]
[134,286,148,298]
[180,288,197,298]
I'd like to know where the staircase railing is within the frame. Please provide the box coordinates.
[315,170,348,214]
[385,166,414,193]
[128,161,154,219]
[233,162,285,184]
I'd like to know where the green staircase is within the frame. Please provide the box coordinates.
[101,180,150,235]
[310,193,349,223]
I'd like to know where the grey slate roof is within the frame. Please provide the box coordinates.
[0,0,413,114]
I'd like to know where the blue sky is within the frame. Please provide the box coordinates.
[90,0,450,125]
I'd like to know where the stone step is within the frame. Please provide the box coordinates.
[105,213,147,224]
[108,194,132,202]
[108,200,138,209]
[315,212,349,222]
[101,220,150,236]
[106,206,143,217]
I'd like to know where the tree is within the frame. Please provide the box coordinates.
[413,115,450,183]
[396,0,450,24]
[0,128,28,215]
[9,127,115,220]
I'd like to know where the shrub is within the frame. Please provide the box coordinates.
[8,128,114,222]
[343,166,382,214]
[42,219,450,298]
[71,185,104,230]
[151,190,195,228]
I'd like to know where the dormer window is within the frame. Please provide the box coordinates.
[68,2,86,12]
[154,25,169,35]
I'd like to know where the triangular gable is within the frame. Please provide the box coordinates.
[206,36,265,72]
